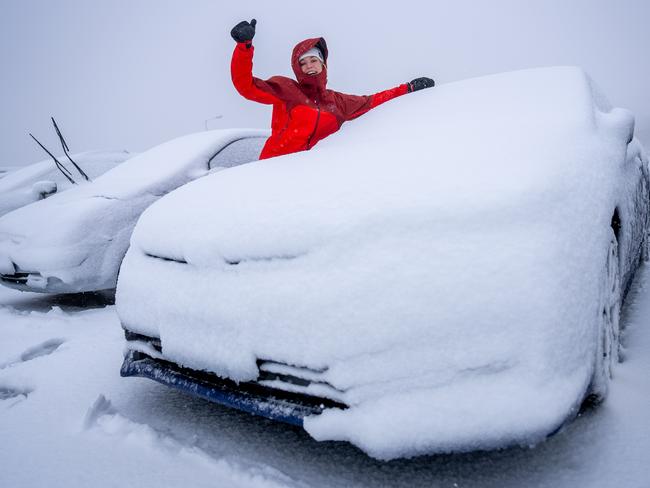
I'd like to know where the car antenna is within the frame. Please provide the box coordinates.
[29,133,77,185]
[51,117,90,181]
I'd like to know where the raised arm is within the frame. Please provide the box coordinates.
[342,77,436,121]
[230,19,282,105]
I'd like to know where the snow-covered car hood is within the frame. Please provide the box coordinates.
[117,67,643,458]
[126,67,633,265]
[0,129,268,291]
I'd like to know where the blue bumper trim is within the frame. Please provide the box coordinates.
[121,350,330,426]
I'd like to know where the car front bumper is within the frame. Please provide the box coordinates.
[121,330,347,426]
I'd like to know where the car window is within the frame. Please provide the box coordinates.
[208,137,266,170]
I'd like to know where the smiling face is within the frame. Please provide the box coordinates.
[299,56,324,76]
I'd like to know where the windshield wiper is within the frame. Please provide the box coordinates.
[29,133,76,185]
[51,117,90,181]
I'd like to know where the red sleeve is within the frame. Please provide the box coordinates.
[342,83,409,121]
[230,42,283,105]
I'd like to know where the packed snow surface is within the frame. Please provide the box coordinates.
[0,150,132,217]
[0,130,267,292]
[117,67,646,458]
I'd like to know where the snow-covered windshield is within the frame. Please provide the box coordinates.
[208,137,267,170]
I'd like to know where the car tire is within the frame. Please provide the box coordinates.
[589,228,621,403]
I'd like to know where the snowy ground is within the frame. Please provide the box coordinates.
[1,267,649,488]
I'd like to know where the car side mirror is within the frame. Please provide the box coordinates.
[31,180,57,200]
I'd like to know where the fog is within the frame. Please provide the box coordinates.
[2,0,649,166]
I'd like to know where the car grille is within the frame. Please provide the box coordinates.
[255,360,346,403]
[122,330,347,424]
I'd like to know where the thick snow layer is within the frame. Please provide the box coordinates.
[0,129,267,292]
[116,67,646,458]
[0,150,132,217]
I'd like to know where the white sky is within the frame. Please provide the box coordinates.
[2,0,649,165]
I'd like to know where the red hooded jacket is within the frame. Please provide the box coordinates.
[231,37,409,160]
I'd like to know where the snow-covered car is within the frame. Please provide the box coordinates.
[0,150,132,217]
[116,67,649,460]
[0,129,268,293]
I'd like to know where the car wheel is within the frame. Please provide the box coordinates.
[589,228,621,402]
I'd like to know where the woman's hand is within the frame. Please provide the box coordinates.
[407,77,435,92]
[231,19,257,44]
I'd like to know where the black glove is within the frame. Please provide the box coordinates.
[407,77,435,93]
[231,19,257,44]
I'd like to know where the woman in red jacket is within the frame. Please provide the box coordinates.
[230,19,435,160]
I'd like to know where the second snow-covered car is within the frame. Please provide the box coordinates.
[0,129,268,293]
[117,67,649,460]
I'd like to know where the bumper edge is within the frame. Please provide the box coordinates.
[121,350,333,426]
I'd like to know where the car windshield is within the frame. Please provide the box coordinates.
[208,137,266,170]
